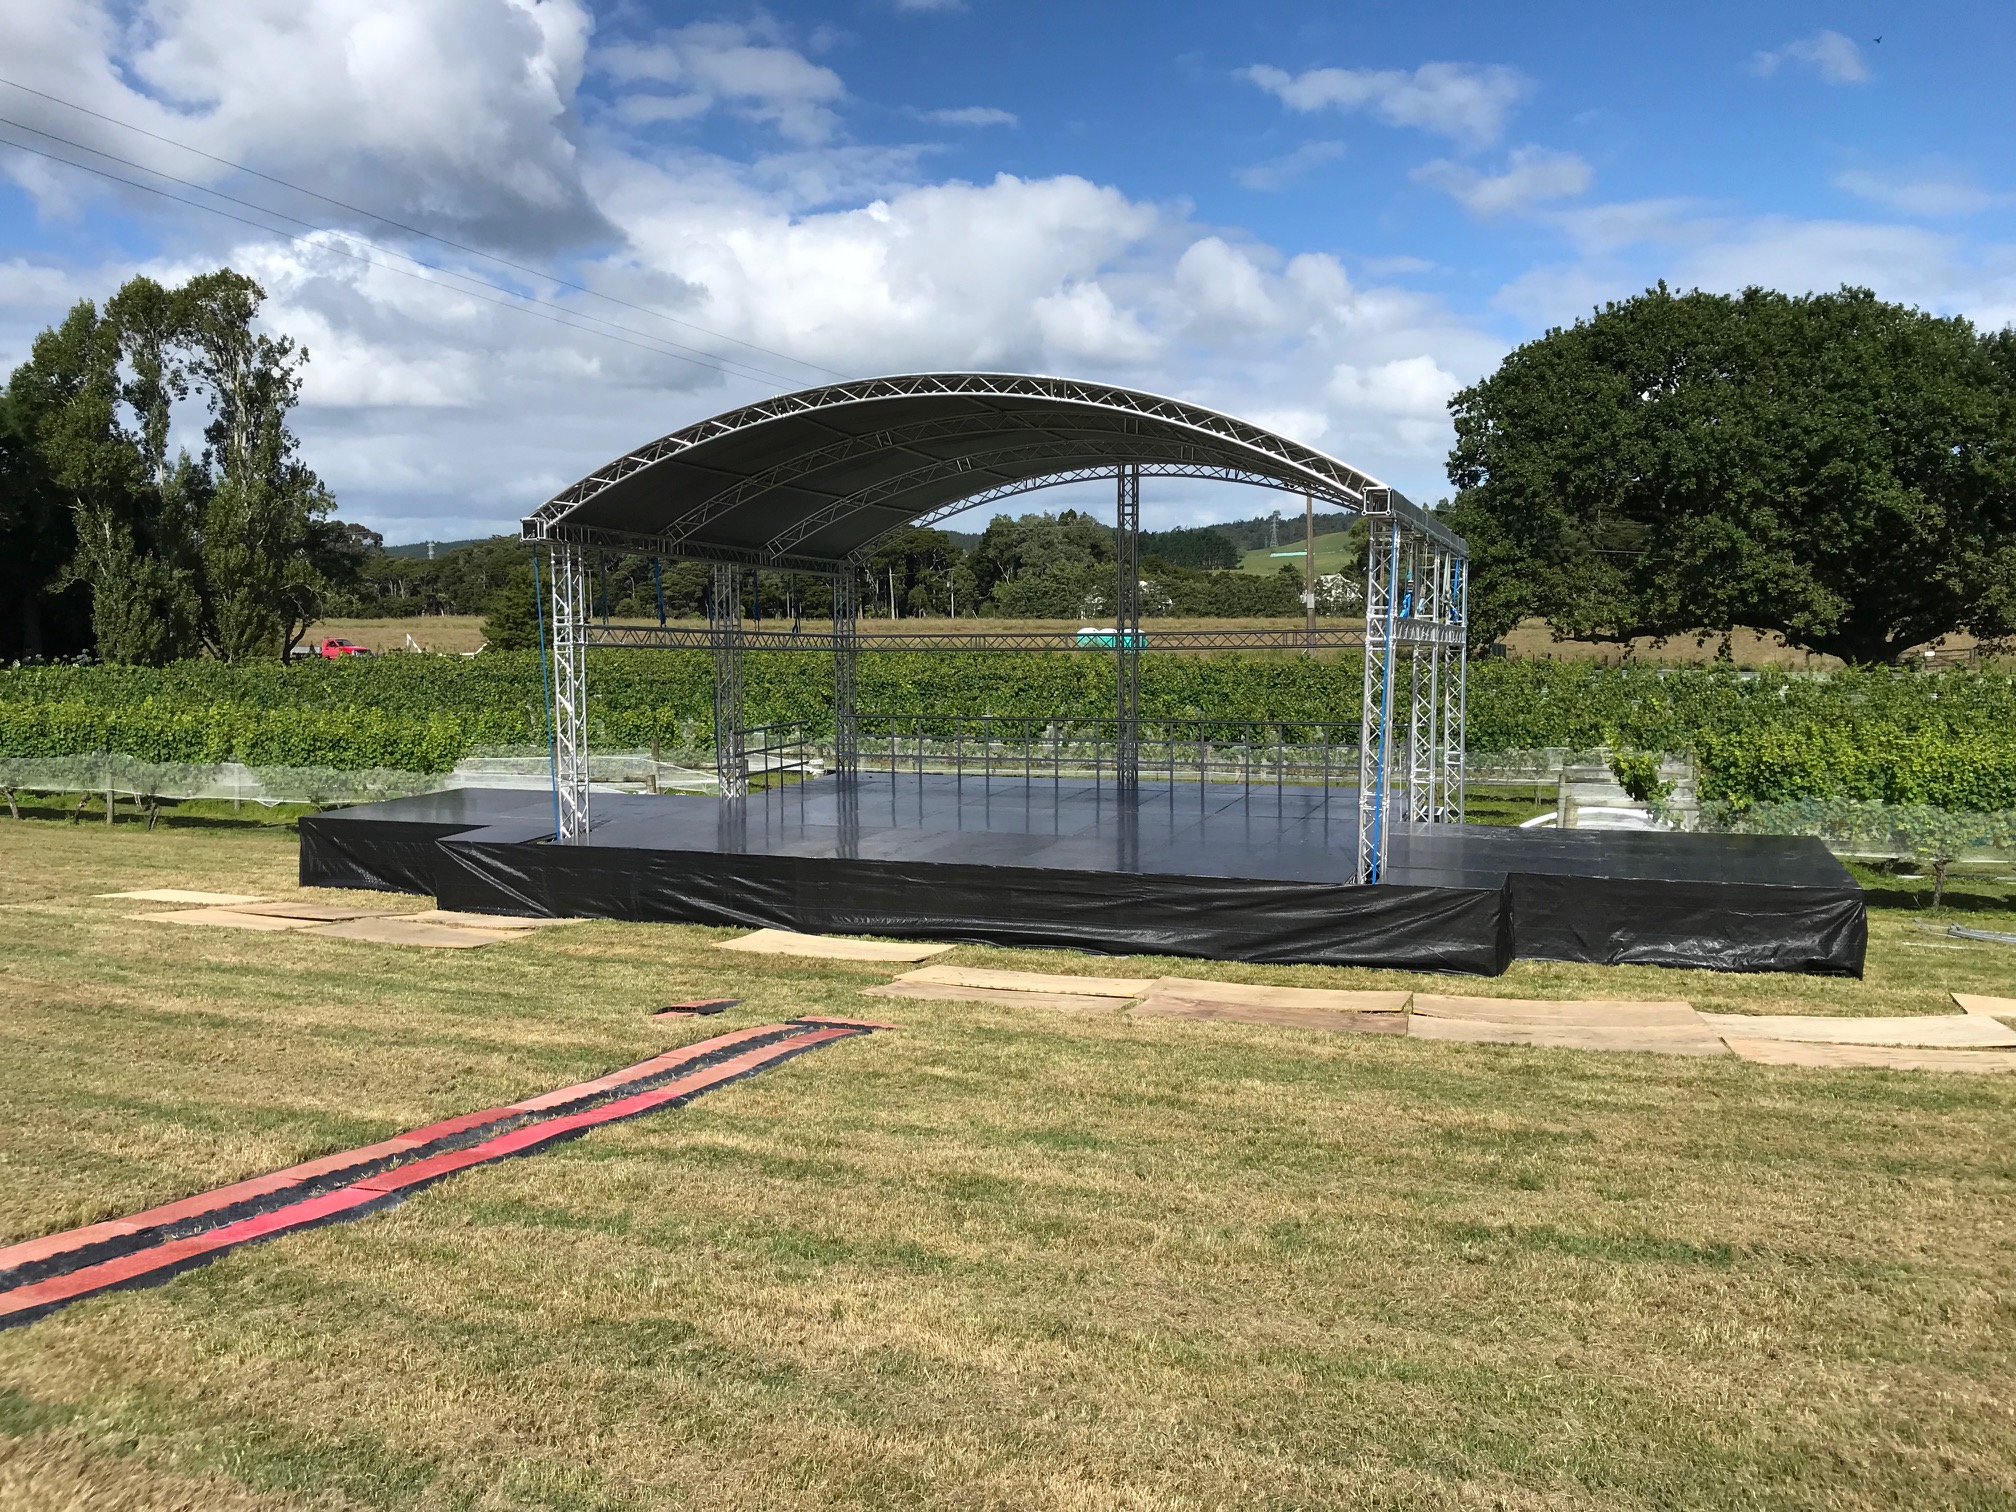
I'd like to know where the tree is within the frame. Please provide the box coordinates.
[183,270,333,660]
[482,566,541,650]
[3,268,354,663]
[1445,284,2016,663]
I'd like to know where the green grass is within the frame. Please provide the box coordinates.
[1238,532,1361,578]
[1,820,2015,1509]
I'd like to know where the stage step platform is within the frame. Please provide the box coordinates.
[299,776,1865,977]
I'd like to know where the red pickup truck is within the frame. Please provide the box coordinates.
[292,638,373,660]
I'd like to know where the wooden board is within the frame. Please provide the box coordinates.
[864,981,1122,1015]
[303,917,530,949]
[714,929,954,962]
[1723,1037,2016,1074]
[1142,978,1412,1014]
[228,901,388,922]
[1954,993,2016,1018]
[1131,995,1408,1036]
[1408,1016,1731,1057]
[894,965,1153,998]
[132,908,320,933]
[408,909,587,929]
[1411,994,1698,1026]
[1698,1012,2016,1047]
[102,889,267,906]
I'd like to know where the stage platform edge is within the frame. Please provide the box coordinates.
[299,782,1864,978]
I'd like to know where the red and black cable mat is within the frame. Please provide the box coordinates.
[0,1017,891,1330]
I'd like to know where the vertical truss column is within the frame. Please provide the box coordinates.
[711,563,746,799]
[1114,464,1141,792]
[1407,537,1441,823]
[1357,493,1402,883]
[831,567,860,779]
[549,541,591,843]
[1442,555,1468,823]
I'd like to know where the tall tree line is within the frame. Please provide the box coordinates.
[1,269,347,664]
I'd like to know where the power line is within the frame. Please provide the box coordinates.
[0,133,797,386]
[0,73,850,383]
[0,112,801,387]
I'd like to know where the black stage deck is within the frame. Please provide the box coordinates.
[300,776,1865,976]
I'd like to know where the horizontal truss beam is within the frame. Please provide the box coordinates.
[578,623,1464,652]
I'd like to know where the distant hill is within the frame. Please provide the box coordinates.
[380,536,498,559]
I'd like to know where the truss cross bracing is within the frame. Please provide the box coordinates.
[522,373,1467,881]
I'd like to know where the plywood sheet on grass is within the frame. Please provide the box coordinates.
[408,909,587,929]
[304,916,529,949]
[1411,994,1698,1026]
[1131,994,1408,1036]
[715,929,954,962]
[895,965,1153,998]
[1409,1015,1730,1057]
[102,889,267,905]
[132,908,319,933]
[1145,978,1412,1014]
[1698,1012,2016,1047]
[1954,993,2016,1018]
[864,981,1123,1015]
[1722,1037,2016,1073]
[228,901,387,922]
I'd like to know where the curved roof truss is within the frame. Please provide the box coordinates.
[523,372,1464,571]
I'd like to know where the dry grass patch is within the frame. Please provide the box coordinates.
[0,822,2014,1509]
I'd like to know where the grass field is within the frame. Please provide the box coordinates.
[3,818,2015,1510]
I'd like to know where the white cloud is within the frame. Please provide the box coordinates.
[1241,61,1528,147]
[0,0,1512,534]
[1750,30,1871,85]
[891,0,964,10]
[598,21,845,144]
[1,0,606,252]
[1836,168,2010,218]
[1328,355,1459,417]
[920,106,1018,127]
[1414,146,1592,217]
[1234,140,1345,192]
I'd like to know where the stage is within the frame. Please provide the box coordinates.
[299,775,1865,976]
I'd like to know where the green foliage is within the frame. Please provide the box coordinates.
[481,569,541,652]
[1447,283,2016,663]
[1605,749,1675,807]
[6,657,2016,813]
[1140,525,1240,571]
[4,268,340,664]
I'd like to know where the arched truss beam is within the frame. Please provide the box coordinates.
[523,372,1466,558]
[844,463,1328,564]
[766,436,1353,561]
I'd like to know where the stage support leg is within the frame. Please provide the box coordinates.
[1115,464,1141,792]
[1444,556,1468,822]
[1357,493,1401,883]
[831,567,859,781]
[711,563,746,799]
[549,541,591,843]
[1407,538,1438,824]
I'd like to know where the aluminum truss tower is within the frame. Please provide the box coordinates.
[549,542,592,843]
[1114,465,1142,790]
[1356,490,1468,881]
[711,563,747,799]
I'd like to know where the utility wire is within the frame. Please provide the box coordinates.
[0,112,800,387]
[0,73,849,383]
[0,133,798,386]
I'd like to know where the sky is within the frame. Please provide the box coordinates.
[2,0,2013,543]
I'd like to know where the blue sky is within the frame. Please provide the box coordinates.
[3,0,2012,541]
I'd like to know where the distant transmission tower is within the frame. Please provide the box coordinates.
[1267,510,1281,548]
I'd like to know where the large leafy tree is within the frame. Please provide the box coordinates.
[2,268,341,663]
[1445,284,2016,664]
